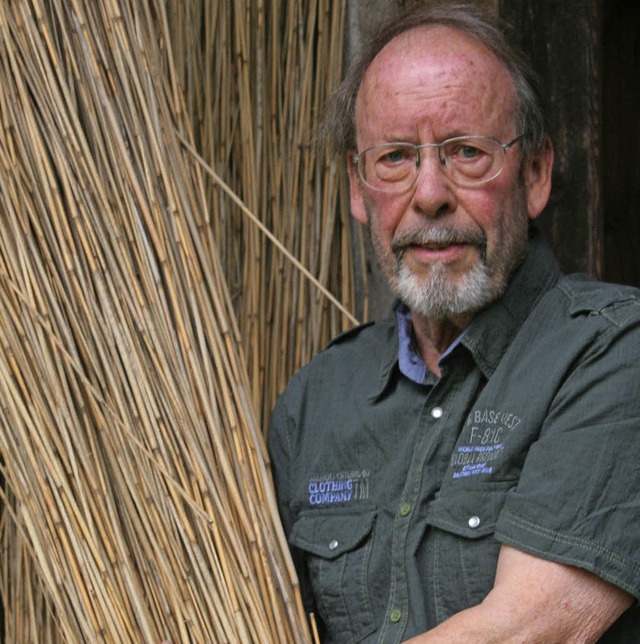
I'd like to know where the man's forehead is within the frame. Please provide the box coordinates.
[363,24,508,87]
[355,24,516,128]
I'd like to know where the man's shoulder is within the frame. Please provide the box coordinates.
[555,273,640,324]
[318,313,397,353]
[281,316,395,396]
[304,317,395,371]
[326,320,378,348]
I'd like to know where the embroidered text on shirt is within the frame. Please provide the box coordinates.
[307,470,370,505]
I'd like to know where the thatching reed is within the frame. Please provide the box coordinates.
[165,1,358,424]
[0,0,355,641]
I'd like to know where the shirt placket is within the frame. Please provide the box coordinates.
[377,378,458,643]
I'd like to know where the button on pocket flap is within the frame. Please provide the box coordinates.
[426,485,513,539]
[289,509,377,560]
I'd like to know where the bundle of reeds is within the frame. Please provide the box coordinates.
[165,1,358,425]
[0,0,356,640]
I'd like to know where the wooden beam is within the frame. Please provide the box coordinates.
[499,0,604,277]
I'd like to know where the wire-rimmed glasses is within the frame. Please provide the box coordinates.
[352,134,526,193]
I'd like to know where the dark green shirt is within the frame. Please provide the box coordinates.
[268,232,640,643]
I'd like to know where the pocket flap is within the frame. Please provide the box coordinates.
[426,485,513,539]
[289,509,377,560]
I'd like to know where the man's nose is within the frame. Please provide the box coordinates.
[411,149,456,215]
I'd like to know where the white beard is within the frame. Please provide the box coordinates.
[394,257,504,319]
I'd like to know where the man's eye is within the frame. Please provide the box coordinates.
[379,148,411,164]
[453,144,482,159]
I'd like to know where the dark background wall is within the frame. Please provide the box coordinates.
[602,0,640,288]
[347,0,640,320]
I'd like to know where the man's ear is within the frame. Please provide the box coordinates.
[524,137,554,221]
[347,152,369,225]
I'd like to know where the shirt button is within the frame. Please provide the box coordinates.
[468,515,481,529]
[431,406,444,419]
[390,609,402,623]
[328,539,339,550]
[399,503,411,517]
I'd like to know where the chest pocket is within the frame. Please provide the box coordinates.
[290,508,377,643]
[425,484,514,623]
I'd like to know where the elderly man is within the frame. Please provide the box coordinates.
[268,3,640,642]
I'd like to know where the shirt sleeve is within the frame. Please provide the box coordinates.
[495,304,640,600]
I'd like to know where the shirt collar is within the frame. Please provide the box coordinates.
[461,228,561,379]
[396,303,467,385]
[396,304,428,384]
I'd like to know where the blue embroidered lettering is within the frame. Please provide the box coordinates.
[309,491,353,505]
[306,471,370,506]
[308,478,356,505]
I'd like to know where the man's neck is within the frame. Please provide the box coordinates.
[411,310,474,377]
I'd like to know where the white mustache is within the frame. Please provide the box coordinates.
[391,226,487,256]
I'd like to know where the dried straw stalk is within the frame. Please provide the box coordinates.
[0,0,330,640]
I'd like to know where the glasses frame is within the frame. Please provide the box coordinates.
[352,133,526,193]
